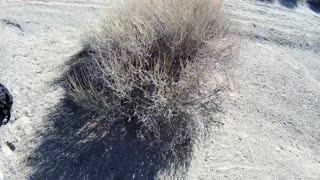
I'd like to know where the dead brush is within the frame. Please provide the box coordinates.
[64,0,233,156]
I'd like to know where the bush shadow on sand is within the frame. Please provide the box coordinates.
[278,0,298,8]
[308,2,320,13]
[257,0,298,8]
[27,94,191,180]
[257,0,320,13]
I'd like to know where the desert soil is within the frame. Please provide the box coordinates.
[0,0,319,179]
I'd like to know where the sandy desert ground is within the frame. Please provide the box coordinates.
[0,0,319,179]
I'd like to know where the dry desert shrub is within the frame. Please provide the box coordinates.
[64,0,234,156]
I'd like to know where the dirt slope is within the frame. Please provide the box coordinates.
[0,0,319,179]
[187,0,320,179]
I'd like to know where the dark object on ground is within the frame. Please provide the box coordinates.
[6,141,16,151]
[0,83,13,126]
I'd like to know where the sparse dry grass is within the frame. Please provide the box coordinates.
[64,0,234,155]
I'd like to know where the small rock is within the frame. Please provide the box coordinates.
[6,142,15,151]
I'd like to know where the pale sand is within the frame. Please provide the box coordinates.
[0,0,319,179]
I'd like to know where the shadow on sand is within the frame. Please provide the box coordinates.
[257,0,298,8]
[308,2,320,13]
[278,0,298,8]
[257,0,320,12]
[257,0,275,3]
[27,97,191,179]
